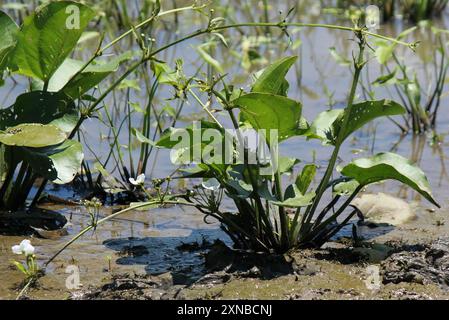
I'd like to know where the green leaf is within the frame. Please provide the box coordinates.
[0,91,77,133]
[11,1,95,81]
[332,179,360,196]
[252,56,297,95]
[132,128,155,145]
[0,11,18,76]
[340,152,439,207]
[307,100,406,145]
[156,121,229,165]
[372,69,397,86]
[271,184,315,208]
[296,164,317,194]
[278,156,301,174]
[151,60,177,85]
[20,140,83,184]
[338,100,406,141]
[0,123,66,148]
[60,52,132,100]
[236,93,303,143]
[306,109,343,145]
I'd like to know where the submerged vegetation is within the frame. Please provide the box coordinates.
[333,0,449,22]
[0,0,448,299]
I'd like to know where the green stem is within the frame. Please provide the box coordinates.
[301,32,366,233]
[45,197,193,266]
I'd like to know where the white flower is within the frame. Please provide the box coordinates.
[202,178,221,191]
[129,174,145,186]
[11,239,35,256]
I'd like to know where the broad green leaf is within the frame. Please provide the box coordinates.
[340,152,439,207]
[278,156,300,174]
[20,140,83,184]
[236,93,303,143]
[271,184,315,208]
[156,121,229,165]
[0,11,18,76]
[0,123,66,148]
[252,56,297,95]
[306,109,343,145]
[333,179,360,196]
[61,52,133,99]
[307,100,405,145]
[151,60,177,85]
[12,1,95,81]
[0,91,77,133]
[296,164,317,194]
[338,100,406,141]
[375,42,395,65]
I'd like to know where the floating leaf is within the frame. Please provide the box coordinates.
[0,123,66,148]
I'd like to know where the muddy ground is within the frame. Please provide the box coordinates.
[2,202,449,300]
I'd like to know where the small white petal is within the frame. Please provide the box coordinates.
[22,243,35,256]
[136,174,145,184]
[12,245,22,255]
[20,239,31,248]
[129,178,137,185]
[202,178,220,191]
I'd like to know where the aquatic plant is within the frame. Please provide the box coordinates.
[11,239,39,298]
[154,29,439,252]
[333,0,448,22]
[0,1,198,209]
[42,4,438,262]
[371,26,448,134]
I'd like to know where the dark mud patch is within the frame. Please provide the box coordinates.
[381,237,449,289]
[0,209,67,236]
[73,272,184,300]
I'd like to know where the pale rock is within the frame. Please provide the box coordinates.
[351,193,416,226]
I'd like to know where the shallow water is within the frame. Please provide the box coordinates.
[1,1,449,299]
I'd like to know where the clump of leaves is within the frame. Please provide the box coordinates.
[155,32,439,252]
[0,1,132,210]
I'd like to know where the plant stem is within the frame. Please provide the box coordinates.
[301,31,366,233]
